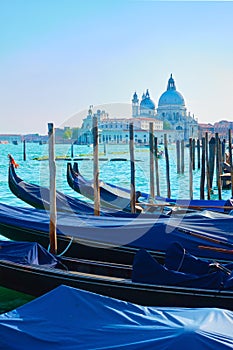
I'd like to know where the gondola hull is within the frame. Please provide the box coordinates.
[1,259,233,309]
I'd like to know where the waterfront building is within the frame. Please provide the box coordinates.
[198,123,215,139]
[198,121,233,141]
[0,134,23,144]
[77,74,198,144]
[213,120,233,141]
[78,108,163,145]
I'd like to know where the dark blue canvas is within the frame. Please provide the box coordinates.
[132,249,225,289]
[0,241,57,267]
[164,242,210,274]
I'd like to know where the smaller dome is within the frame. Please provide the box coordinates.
[140,89,155,110]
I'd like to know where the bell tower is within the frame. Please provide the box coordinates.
[132,91,139,117]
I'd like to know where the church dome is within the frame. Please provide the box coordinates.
[140,89,155,110]
[158,74,185,106]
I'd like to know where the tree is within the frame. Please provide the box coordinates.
[72,127,80,139]
[163,121,171,130]
[63,128,72,139]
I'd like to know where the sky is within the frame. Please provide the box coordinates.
[0,0,233,135]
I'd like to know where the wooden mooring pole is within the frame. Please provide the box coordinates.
[205,132,211,200]
[189,138,193,200]
[129,123,136,213]
[164,134,171,198]
[215,133,222,200]
[149,123,155,200]
[176,140,181,174]
[181,140,185,174]
[192,138,195,171]
[200,136,206,199]
[197,139,201,169]
[93,116,100,216]
[48,123,57,255]
[154,137,160,197]
[208,136,216,190]
[23,139,26,161]
[222,139,226,161]
[229,129,233,197]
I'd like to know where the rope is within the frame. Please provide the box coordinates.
[47,237,74,257]
[57,237,74,257]
[176,247,186,272]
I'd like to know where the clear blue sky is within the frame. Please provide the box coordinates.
[0,0,233,134]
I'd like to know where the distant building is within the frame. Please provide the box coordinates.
[78,108,164,145]
[0,134,23,144]
[132,74,198,141]
[213,120,233,140]
[23,134,48,143]
[77,74,198,144]
[198,123,215,139]
[198,121,233,141]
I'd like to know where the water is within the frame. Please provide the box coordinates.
[0,142,231,207]
[0,287,34,314]
[0,142,231,313]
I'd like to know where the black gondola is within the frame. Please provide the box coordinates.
[66,162,145,212]
[1,240,233,309]
[67,162,230,213]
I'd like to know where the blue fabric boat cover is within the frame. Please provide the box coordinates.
[164,242,210,274]
[1,202,233,260]
[132,249,225,289]
[155,195,227,212]
[1,285,233,350]
[0,241,57,267]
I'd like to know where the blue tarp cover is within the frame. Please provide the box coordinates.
[0,285,233,350]
[0,241,57,267]
[1,202,233,261]
[132,248,226,289]
[164,241,211,274]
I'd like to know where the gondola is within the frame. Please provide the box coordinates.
[9,155,230,217]
[8,160,95,214]
[1,240,233,309]
[67,162,231,213]
[1,201,233,264]
[8,161,171,218]
[67,162,148,211]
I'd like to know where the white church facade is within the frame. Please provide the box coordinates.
[77,74,198,144]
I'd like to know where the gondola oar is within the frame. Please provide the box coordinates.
[198,245,233,255]
[176,227,233,250]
